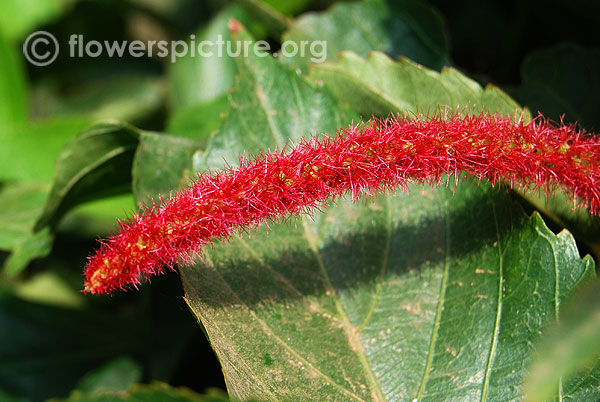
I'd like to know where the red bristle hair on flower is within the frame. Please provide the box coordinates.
[84,111,600,295]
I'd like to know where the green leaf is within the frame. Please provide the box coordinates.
[178,34,599,399]
[0,117,92,182]
[0,388,27,402]
[75,357,142,394]
[0,0,72,41]
[182,181,596,401]
[168,4,253,110]
[281,0,448,73]
[13,270,85,308]
[0,292,148,401]
[509,43,600,129]
[515,186,600,261]
[524,279,600,402]
[309,51,526,118]
[50,75,165,123]
[132,132,201,205]
[35,121,140,230]
[197,25,357,172]
[244,0,313,16]
[54,383,229,402]
[0,36,27,127]
[57,194,138,238]
[166,95,228,143]
[0,183,53,275]
[235,0,288,37]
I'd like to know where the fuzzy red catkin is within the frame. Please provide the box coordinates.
[84,112,600,295]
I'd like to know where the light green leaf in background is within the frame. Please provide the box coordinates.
[0,116,90,274]
[168,4,253,110]
[176,30,599,400]
[309,51,525,118]
[0,0,74,41]
[0,36,27,127]
[0,117,92,183]
[0,183,53,275]
[166,95,228,143]
[524,279,600,402]
[281,0,448,73]
[48,75,165,124]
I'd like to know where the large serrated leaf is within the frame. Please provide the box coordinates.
[173,25,600,401]
[309,51,526,118]
[281,0,448,73]
[182,181,596,401]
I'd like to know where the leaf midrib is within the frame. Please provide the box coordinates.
[480,202,505,401]
[303,220,385,402]
[414,199,451,401]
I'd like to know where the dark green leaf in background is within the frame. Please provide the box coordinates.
[168,4,253,110]
[524,279,600,402]
[235,0,289,38]
[281,0,448,73]
[509,43,600,129]
[46,75,165,124]
[249,0,314,17]
[35,122,140,230]
[0,292,147,401]
[74,357,143,394]
[54,382,229,402]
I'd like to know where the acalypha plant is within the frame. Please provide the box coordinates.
[84,111,600,295]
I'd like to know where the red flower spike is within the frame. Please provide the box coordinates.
[84,111,600,295]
